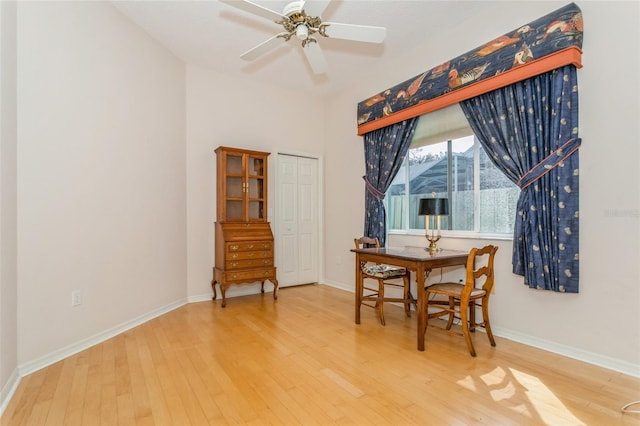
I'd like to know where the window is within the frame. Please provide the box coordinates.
[386,105,519,236]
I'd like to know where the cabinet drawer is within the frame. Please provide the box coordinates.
[226,250,272,261]
[226,258,273,270]
[224,268,275,282]
[227,242,272,252]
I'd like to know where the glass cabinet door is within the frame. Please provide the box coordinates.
[224,153,244,221]
[247,155,265,221]
[216,147,269,223]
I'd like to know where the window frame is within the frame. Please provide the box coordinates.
[386,134,515,241]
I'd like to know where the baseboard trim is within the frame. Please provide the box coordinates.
[18,298,188,378]
[321,279,352,292]
[0,368,20,418]
[188,293,214,303]
[492,326,640,378]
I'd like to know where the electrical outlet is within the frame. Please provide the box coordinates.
[71,290,82,307]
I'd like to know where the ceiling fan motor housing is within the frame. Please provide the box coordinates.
[283,1,304,16]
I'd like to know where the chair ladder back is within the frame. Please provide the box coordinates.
[477,245,497,293]
[354,236,380,249]
[354,237,380,271]
[461,245,498,297]
[459,248,479,299]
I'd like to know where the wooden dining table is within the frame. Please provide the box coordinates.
[351,246,469,351]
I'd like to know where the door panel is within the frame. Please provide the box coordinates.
[277,154,319,287]
[297,158,318,284]
[280,234,297,276]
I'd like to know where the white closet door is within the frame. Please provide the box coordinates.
[277,155,299,286]
[277,154,319,287]
[296,157,318,284]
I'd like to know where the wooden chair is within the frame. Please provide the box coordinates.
[424,245,498,356]
[354,237,413,325]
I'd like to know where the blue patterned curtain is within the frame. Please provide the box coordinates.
[460,65,580,292]
[363,118,419,247]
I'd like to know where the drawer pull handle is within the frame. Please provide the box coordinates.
[247,244,254,249]
[231,262,238,267]
[231,254,238,259]
[230,245,239,251]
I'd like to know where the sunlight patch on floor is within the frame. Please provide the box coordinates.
[456,367,586,425]
[457,374,479,392]
[509,368,584,424]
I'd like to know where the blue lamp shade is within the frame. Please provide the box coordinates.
[418,198,449,216]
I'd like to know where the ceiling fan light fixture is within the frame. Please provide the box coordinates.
[295,24,309,40]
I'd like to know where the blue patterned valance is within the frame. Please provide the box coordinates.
[357,3,583,135]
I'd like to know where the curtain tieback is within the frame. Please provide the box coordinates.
[363,176,385,201]
[517,138,582,190]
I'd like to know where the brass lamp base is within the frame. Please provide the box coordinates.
[426,236,441,255]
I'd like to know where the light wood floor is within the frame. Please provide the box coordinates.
[3,284,639,425]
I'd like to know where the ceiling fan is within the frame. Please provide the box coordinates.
[220,0,387,74]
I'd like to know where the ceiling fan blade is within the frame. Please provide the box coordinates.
[322,22,386,43]
[303,40,328,74]
[240,33,288,61]
[219,0,286,22]
[301,0,331,18]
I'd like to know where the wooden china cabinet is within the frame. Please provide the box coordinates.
[212,146,278,307]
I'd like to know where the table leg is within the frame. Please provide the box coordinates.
[416,266,426,351]
[355,253,363,324]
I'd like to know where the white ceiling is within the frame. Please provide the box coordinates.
[110,1,555,98]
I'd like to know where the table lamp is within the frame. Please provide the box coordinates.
[418,198,449,254]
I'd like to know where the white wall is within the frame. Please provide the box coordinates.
[16,1,187,365]
[0,0,18,409]
[323,1,640,375]
[185,64,325,300]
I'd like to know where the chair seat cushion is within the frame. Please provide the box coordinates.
[426,282,486,298]
[362,264,407,279]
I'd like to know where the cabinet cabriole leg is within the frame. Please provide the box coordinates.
[221,284,227,308]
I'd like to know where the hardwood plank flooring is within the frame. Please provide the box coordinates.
[2,284,639,425]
